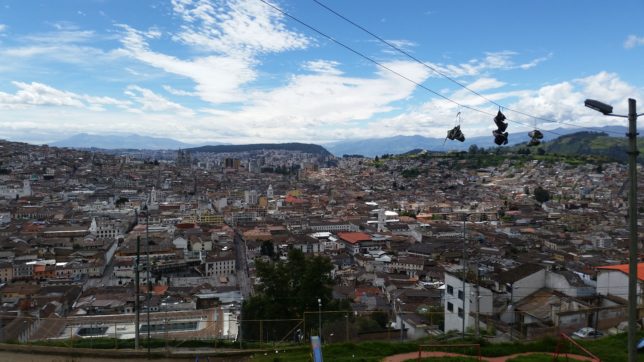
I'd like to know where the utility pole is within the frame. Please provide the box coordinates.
[475,264,480,338]
[626,98,638,362]
[145,205,151,356]
[461,214,467,340]
[585,98,641,362]
[135,235,140,349]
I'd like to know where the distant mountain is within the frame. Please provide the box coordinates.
[324,126,633,157]
[50,133,212,150]
[187,142,332,156]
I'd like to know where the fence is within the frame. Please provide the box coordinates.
[0,304,632,351]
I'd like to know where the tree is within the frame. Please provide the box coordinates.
[468,144,479,155]
[242,249,340,341]
[260,240,275,259]
[533,186,551,203]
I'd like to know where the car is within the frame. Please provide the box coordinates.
[572,327,604,339]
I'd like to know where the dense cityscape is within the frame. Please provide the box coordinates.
[0,138,641,355]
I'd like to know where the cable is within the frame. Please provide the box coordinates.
[310,0,623,137]
[256,0,563,138]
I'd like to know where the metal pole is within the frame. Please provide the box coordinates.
[318,298,322,341]
[239,297,243,349]
[345,314,349,342]
[461,215,466,340]
[627,98,638,362]
[135,235,140,349]
[475,265,480,338]
[146,207,151,356]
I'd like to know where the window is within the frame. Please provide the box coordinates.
[458,290,464,300]
[458,308,464,318]
[447,285,454,295]
[447,302,454,312]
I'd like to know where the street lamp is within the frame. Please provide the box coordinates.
[317,298,322,341]
[143,204,151,356]
[585,98,643,362]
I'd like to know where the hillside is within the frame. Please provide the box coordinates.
[187,142,332,156]
[535,131,644,163]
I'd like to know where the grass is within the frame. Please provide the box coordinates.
[250,332,644,362]
[12,332,643,362]
[506,353,588,362]
[408,358,480,362]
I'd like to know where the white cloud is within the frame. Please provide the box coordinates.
[328,71,643,142]
[0,81,129,111]
[117,0,309,104]
[170,0,309,55]
[302,60,343,75]
[192,60,432,142]
[1,72,640,145]
[424,51,552,78]
[162,85,197,97]
[624,35,644,49]
[0,24,6,33]
[125,85,195,116]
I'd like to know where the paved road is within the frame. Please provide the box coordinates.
[234,231,252,299]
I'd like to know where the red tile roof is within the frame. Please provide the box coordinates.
[597,263,644,281]
[337,232,371,245]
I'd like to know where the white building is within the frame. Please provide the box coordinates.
[443,270,493,334]
[205,252,236,277]
[597,263,644,305]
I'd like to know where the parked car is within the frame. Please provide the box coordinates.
[572,327,604,339]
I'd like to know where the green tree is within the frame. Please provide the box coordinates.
[242,249,337,341]
[260,240,275,259]
[533,186,551,203]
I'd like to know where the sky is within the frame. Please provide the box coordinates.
[0,0,643,145]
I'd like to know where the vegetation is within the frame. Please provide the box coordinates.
[250,332,642,362]
[506,354,588,362]
[533,186,551,203]
[411,357,480,362]
[242,249,348,342]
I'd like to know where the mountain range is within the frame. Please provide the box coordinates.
[49,126,634,156]
[322,126,633,157]
[50,133,212,150]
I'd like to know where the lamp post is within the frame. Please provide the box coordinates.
[143,204,151,356]
[135,233,140,350]
[239,297,243,349]
[461,213,468,340]
[585,98,642,362]
[317,298,322,340]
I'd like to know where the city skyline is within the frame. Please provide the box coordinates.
[0,0,643,145]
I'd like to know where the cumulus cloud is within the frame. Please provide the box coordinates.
[117,0,310,104]
[624,35,644,49]
[170,0,309,55]
[425,51,552,78]
[0,81,129,111]
[125,85,195,116]
[302,60,343,75]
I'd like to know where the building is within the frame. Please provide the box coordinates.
[204,252,236,277]
[443,269,493,334]
[596,263,644,305]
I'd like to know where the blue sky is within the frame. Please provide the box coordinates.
[0,0,643,145]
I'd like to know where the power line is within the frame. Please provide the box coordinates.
[310,0,623,137]
[256,0,563,138]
